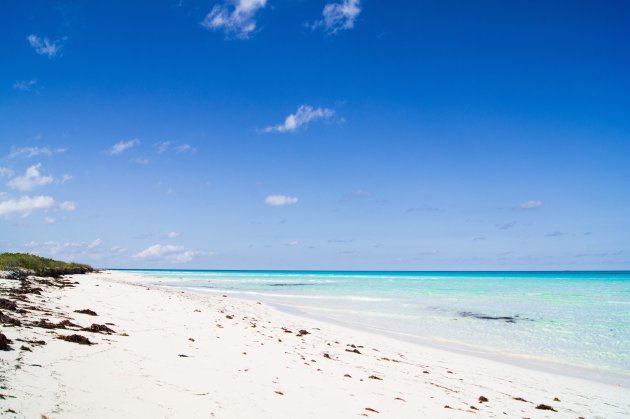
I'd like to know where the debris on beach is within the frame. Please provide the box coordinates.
[0,298,17,311]
[535,403,557,412]
[0,333,13,350]
[478,396,489,403]
[16,338,45,346]
[0,311,21,326]
[82,323,116,334]
[31,319,80,330]
[296,329,310,336]
[74,309,97,316]
[58,334,93,345]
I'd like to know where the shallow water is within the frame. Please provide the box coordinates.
[122,269,630,379]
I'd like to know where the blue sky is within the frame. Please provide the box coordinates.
[1,0,629,270]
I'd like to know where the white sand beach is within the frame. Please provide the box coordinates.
[1,270,628,418]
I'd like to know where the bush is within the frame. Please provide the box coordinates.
[0,253,93,278]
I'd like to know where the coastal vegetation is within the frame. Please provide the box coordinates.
[0,253,93,278]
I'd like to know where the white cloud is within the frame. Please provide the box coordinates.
[201,0,267,39]
[27,34,61,58]
[154,141,196,155]
[156,141,172,154]
[0,195,55,217]
[265,195,299,206]
[175,144,197,154]
[165,231,180,239]
[0,167,13,178]
[59,174,73,184]
[7,146,66,159]
[59,201,76,211]
[109,139,140,155]
[13,79,37,91]
[261,105,336,133]
[44,216,56,224]
[87,239,102,249]
[286,240,300,246]
[22,239,112,259]
[7,164,54,191]
[134,244,200,263]
[312,0,361,34]
[518,200,543,209]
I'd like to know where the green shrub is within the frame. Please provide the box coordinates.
[0,253,93,277]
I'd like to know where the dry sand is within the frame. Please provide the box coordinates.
[1,270,628,418]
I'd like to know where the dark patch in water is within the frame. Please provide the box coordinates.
[269,283,314,287]
[459,311,532,323]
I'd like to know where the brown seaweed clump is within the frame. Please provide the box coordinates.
[74,308,97,316]
[58,334,93,345]
[0,333,13,350]
[82,324,115,334]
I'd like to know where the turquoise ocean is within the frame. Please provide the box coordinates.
[123,270,630,383]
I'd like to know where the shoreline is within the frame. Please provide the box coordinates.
[1,270,629,417]
[149,278,630,388]
[268,301,630,388]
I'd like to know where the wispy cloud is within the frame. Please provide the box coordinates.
[261,105,336,133]
[496,221,516,230]
[175,144,197,154]
[341,189,371,202]
[110,139,140,155]
[518,200,543,209]
[22,239,113,259]
[311,0,361,34]
[0,167,14,178]
[545,231,564,237]
[27,34,62,58]
[59,174,72,184]
[154,141,196,154]
[7,146,67,159]
[59,201,76,211]
[87,238,102,249]
[134,244,202,263]
[13,79,37,91]
[201,0,267,39]
[0,195,55,217]
[164,231,180,239]
[7,164,54,191]
[156,141,172,154]
[264,195,299,206]
[406,205,440,213]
